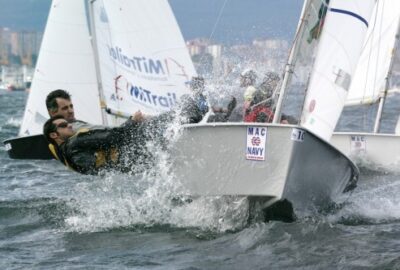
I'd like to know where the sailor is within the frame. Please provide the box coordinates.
[240,69,258,118]
[258,71,281,102]
[46,89,76,122]
[244,72,294,124]
[244,71,279,123]
[190,76,237,122]
[244,90,275,123]
[190,76,209,116]
[45,89,104,131]
[43,98,206,175]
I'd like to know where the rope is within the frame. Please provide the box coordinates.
[198,0,229,66]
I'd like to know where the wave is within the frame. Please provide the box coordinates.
[0,197,74,230]
[323,172,400,225]
[4,117,22,127]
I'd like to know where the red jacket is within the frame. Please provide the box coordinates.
[244,105,274,123]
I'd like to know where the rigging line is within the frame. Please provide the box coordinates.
[198,0,229,66]
[209,0,229,41]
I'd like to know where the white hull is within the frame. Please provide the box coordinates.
[331,132,400,170]
[171,123,358,212]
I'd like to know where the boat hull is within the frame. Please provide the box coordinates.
[331,132,400,170]
[171,123,358,211]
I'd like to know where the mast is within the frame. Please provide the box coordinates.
[87,0,109,126]
[273,0,310,124]
[373,19,400,133]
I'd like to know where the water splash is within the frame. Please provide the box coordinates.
[326,172,400,225]
[64,117,249,233]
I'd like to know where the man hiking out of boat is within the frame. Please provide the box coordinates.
[43,97,206,175]
[189,76,237,122]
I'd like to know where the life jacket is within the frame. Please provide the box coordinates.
[48,128,119,174]
[244,105,274,123]
[48,143,70,167]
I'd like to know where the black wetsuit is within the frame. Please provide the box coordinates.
[54,101,204,175]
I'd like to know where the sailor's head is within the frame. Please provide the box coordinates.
[259,71,280,96]
[240,69,257,87]
[46,89,75,122]
[43,115,74,146]
[190,76,205,94]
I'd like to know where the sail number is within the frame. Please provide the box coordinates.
[350,135,366,152]
[291,128,305,142]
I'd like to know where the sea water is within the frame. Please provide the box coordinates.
[1,91,400,269]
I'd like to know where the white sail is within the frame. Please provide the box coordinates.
[19,0,102,136]
[301,0,376,141]
[90,0,197,117]
[346,0,400,106]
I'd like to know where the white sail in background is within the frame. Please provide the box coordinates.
[301,0,376,141]
[90,0,197,117]
[346,0,400,106]
[19,0,102,136]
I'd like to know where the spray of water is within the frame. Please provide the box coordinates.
[325,172,400,224]
[65,112,249,233]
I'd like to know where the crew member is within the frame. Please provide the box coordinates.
[190,76,237,122]
[43,98,206,175]
[240,69,258,119]
[45,89,104,131]
[244,71,279,122]
[244,72,293,124]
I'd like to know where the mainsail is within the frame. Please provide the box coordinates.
[19,0,102,136]
[346,0,400,106]
[89,0,197,117]
[300,0,376,141]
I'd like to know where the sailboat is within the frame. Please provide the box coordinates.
[170,0,375,212]
[4,0,102,159]
[4,0,375,216]
[331,0,400,169]
[4,0,196,159]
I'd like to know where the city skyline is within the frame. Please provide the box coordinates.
[0,0,303,44]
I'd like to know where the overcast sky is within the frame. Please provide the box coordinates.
[0,0,303,44]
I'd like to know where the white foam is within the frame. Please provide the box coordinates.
[65,119,249,233]
[5,117,22,127]
[327,174,400,223]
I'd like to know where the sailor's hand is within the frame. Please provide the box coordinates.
[228,96,237,111]
[227,97,237,112]
[131,111,146,122]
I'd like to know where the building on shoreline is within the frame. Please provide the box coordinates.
[0,27,42,67]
